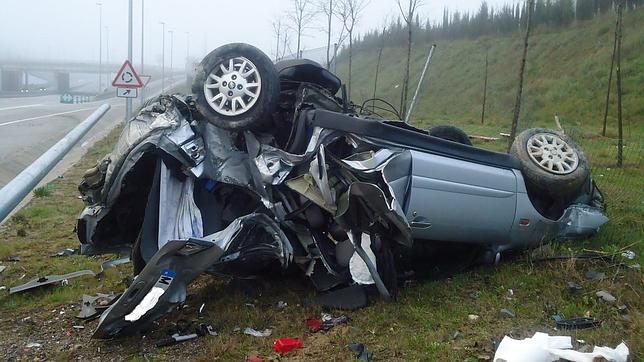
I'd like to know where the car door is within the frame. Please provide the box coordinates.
[406,150,517,244]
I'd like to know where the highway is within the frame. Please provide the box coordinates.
[0,78,184,188]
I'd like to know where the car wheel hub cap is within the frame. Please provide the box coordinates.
[204,56,262,116]
[526,133,579,175]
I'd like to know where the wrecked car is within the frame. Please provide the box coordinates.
[75,43,608,338]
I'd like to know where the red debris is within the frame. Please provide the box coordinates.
[273,337,303,353]
[306,318,322,332]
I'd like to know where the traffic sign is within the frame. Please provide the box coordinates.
[117,88,138,98]
[140,75,152,87]
[112,60,144,88]
[60,92,73,104]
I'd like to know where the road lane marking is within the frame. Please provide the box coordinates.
[0,104,122,127]
[0,104,44,111]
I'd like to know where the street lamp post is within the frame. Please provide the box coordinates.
[97,2,102,94]
[105,26,110,87]
[185,31,190,63]
[160,21,165,93]
[126,0,133,120]
[169,30,174,81]
[140,0,145,104]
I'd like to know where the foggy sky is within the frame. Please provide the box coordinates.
[0,0,517,69]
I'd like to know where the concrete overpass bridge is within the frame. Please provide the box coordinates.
[0,60,162,94]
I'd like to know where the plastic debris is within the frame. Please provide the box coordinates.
[51,248,77,257]
[6,256,21,262]
[551,315,600,330]
[246,355,264,362]
[321,314,348,330]
[566,281,582,293]
[493,332,629,362]
[617,304,628,314]
[620,250,635,260]
[348,342,373,361]
[468,314,480,321]
[596,290,616,302]
[306,319,322,332]
[244,327,272,337]
[273,337,303,353]
[500,308,516,318]
[277,301,288,309]
[584,271,605,280]
[76,293,118,320]
[9,270,96,294]
[25,342,42,348]
[0,265,5,273]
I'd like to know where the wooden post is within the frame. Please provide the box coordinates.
[616,2,624,167]
[602,9,619,136]
[481,50,489,124]
[507,0,534,152]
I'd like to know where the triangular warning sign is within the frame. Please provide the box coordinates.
[112,60,144,88]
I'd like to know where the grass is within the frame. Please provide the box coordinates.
[0,14,642,360]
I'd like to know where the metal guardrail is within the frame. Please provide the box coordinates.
[0,104,111,222]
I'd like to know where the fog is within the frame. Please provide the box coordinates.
[0,0,516,68]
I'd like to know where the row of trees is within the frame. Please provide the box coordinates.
[356,0,642,50]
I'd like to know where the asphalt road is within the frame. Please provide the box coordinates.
[0,78,184,189]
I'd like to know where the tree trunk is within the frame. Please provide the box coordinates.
[507,0,534,152]
[373,41,384,112]
[602,8,619,136]
[348,31,353,99]
[616,2,624,167]
[297,23,302,58]
[401,15,413,118]
[481,50,488,124]
[326,0,333,69]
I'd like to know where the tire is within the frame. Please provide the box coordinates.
[192,43,279,130]
[428,125,472,145]
[510,128,589,198]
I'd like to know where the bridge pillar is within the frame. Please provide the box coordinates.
[1,70,22,92]
[56,72,70,93]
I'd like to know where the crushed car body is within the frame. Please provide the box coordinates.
[75,43,608,338]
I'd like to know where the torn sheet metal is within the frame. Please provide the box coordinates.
[349,234,377,285]
[556,204,609,239]
[77,293,118,320]
[93,213,292,338]
[9,270,95,294]
[494,332,629,362]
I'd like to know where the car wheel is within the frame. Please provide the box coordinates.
[428,125,472,145]
[510,128,589,198]
[192,43,279,130]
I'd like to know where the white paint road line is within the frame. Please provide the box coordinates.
[0,104,44,112]
[0,104,122,127]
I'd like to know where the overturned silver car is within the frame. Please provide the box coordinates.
[76,43,607,338]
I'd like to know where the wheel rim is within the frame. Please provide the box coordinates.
[526,133,579,175]
[203,56,262,116]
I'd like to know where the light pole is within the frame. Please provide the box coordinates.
[126,0,133,120]
[140,0,145,104]
[169,30,174,81]
[96,2,102,93]
[185,31,190,63]
[105,26,110,86]
[160,22,165,93]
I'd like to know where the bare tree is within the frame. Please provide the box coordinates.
[602,6,619,136]
[397,0,424,118]
[616,1,624,167]
[318,0,335,69]
[481,49,489,124]
[507,0,534,152]
[287,0,317,58]
[336,0,368,98]
[272,20,284,62]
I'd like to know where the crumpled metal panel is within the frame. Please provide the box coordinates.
[556,204,609,239]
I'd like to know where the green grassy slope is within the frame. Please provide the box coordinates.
[336,8,643,134]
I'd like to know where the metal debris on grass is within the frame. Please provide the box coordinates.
[596,290,616,302]
[244,327,272,337]
[9,270,96,294]
[348,342,373,361]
